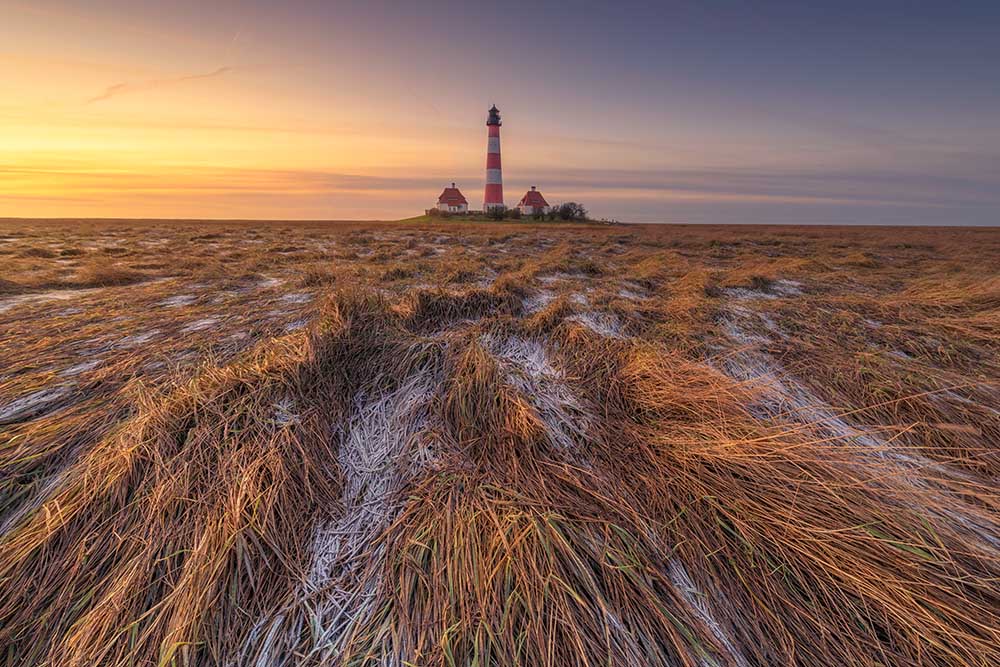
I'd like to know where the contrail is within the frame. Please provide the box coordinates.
[86,66,233,104]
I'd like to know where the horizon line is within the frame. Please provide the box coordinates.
[1,216,997,229]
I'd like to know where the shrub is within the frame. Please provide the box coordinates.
[555,202,588,220]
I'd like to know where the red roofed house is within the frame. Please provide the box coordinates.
[436,183,468,214]
[517,186,549,216]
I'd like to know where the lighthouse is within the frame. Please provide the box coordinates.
[483,104,504,211]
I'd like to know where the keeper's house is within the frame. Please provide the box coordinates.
[436,183,469,214]
[517,186,549,216]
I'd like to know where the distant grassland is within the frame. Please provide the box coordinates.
[0,219,998,666]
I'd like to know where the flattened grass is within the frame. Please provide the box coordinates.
[0,219,998,666]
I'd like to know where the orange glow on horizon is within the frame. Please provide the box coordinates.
[3,2,996,225]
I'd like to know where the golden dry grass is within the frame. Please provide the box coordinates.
[0,218,998,666]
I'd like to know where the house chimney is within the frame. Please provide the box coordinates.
[451,182,456,188]
[531,185,536,191]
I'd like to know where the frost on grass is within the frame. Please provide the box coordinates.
[181,317,219,333]
[538,272,585,285]
[0,288,102,314]
[237,375,436,665]
[568,311,624,338]
[618,288,647,301]
[257,276,283,289]
[773,278,803,296]
[723,279,802,301]
[60,359,102,377]
[717,304,884,448]
[668,560,749,667]
[271,397,299,427]
[3,223,999,667]
[0,386,71,424]
[279,293,312,304]
[118,330,160,347]
[718,296,1000,552]
[935,389,1000,418]
[522,289,555,314]
[618,280,650,301]
[157,294,196,307]
[484,333,592,453]
[0,467,71,538]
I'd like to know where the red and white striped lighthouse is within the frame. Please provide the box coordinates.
[483,104,504,211]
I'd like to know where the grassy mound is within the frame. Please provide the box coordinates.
[2,286,998,666]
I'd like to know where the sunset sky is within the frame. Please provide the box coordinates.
[2,1,998,224]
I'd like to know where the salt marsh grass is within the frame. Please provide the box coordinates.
[0,218,998,666]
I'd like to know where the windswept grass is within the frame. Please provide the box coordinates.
[0,218,998,666]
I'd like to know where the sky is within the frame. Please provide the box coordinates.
[2,0,999,224]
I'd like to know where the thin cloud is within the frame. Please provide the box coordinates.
[86,66,233,104]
